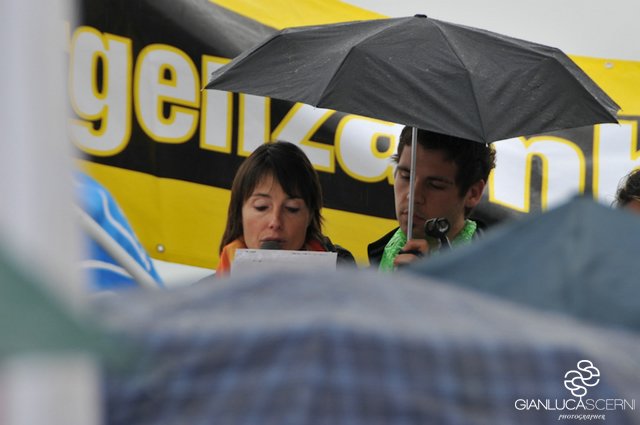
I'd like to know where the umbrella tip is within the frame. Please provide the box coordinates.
[414,14,428,18]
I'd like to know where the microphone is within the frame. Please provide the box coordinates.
[259,240,282,250]
[424,217,451,250]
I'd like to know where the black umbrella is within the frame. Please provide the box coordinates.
[205,15,620,237]
[205,14,619,143]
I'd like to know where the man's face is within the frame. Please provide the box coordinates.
[393,144,483,239]
[624,198,640,215]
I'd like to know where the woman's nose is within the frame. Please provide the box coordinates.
[267,209,283,229]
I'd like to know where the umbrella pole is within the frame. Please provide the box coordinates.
[406,127,418,240]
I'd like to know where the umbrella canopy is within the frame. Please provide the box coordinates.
[407,196,640,333]
[206,15,619,143]
[96,269,640,424]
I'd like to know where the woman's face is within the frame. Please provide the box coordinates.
[242,174,311,250]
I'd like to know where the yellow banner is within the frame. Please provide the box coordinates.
[75,2,640,269]
[572,56,640,115]
[79,160,396,268]
[211,0,385,29]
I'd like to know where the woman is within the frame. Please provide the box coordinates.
[216,141,354,276]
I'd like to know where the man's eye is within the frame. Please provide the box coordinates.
[429,182,446,190]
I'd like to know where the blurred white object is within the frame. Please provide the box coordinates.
[0,0,82,299]
[153,259,213,288]
[1,355,101,425]
[0,0,101,424]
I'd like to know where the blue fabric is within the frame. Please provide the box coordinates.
[75,172,162,290]
[95,269,640,425]
[408,196,640,333]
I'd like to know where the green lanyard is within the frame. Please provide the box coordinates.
[378,220,477,272]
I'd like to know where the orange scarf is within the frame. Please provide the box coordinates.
[216,238,326,277]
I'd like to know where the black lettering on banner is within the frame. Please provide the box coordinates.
[70,0,638,223]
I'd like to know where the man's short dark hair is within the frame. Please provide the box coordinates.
[394,126,496,197]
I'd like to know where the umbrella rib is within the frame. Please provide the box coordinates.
[431,22,487,142]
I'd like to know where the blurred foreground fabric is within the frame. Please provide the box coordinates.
[75,172,163,291]
[0,243,110,357]
[407,196,640,333]
[95,269,640,425]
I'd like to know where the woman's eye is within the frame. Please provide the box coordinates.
[254,205,268,212]
[285,207,301,213]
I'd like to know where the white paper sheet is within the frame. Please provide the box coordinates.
[231,249,337,276]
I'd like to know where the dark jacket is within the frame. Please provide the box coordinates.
[367,227,399,268]
[321,236,357,267]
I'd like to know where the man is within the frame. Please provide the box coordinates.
[615,168,640,214]
[368,126,496,271]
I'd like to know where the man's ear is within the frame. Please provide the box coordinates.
[464,180,485,208]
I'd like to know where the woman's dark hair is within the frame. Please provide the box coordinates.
[219,141,324,253]
[615,168,640,207]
